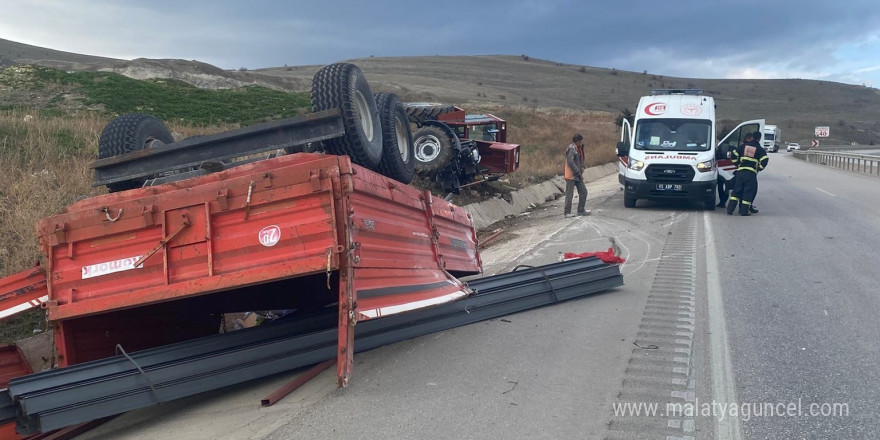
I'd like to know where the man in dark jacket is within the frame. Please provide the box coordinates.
[563,133,590,217]
[726,131,768,216]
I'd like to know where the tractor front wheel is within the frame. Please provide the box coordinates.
[412,126,453,174]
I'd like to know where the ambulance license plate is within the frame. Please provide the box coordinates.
[656,184,682,191]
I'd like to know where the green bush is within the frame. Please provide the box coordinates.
[9,66,312,126]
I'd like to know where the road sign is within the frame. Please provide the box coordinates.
[812,139,819,148]
[815,126,830,137]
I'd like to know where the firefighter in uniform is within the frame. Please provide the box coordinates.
[726,131,768,216]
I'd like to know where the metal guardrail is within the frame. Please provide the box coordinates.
[792,150,880,177]
[798,144,878,151]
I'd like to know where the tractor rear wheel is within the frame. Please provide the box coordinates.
[97,113,173,192]
[374,93,414,183]
[404,102,455,123]
[412,126,453,174]
[311,63,383,170]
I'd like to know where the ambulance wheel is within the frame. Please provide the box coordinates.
[624,194,637,208]
[311,63,383,169]
[704,198,716,211]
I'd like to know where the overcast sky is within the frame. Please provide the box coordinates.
[2,0,879,87]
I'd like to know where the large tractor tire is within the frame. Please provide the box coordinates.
[374,93,414,183]
[98,113,173,192]
[311,63,383,170]
[412,126,454,174]
[404,102,455,123]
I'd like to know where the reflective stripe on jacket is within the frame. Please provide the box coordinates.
[732,141,769,173]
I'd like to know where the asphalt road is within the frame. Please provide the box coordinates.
[74,155,879,439]
[712,153,880,439]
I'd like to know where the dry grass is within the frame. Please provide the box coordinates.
[274,56,880,146]
[0,111,101,277]
[0,110,233,342]
[0,110,230,278]
[471,104,618,185]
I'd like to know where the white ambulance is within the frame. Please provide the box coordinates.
[616,89,764,210]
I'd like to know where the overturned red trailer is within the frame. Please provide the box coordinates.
[35,151,480,385]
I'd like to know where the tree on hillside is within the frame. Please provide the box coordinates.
[614,108,634,128]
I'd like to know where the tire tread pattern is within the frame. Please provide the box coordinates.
[404,103,455,123]
[374,93,414,183]
[97,113,173,192]
[311,63,382,169]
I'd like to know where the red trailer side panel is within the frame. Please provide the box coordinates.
[0,266,48,322]
[38,154,342,321]
[345,163,478,320]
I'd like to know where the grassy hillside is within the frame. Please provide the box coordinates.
[0,65,311,125]
[0,38,117,68]
[5,35,878,146]
[264,55,880,146]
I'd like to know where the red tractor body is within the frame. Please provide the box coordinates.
[437,108,520,175]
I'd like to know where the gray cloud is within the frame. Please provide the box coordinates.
[1,0,878,85]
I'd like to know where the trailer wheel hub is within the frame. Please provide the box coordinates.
[355,90,375,142]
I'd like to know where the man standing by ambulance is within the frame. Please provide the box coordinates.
[726,131,768,216]
[564,133,590,217]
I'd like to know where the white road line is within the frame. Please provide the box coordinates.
[615,236,632,273]
[815,187,837,197]
[622,231,653,276]
[704,212,744,440]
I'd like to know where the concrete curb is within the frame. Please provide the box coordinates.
[464,162,618,231]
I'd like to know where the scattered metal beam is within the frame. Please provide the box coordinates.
[5,258,621,434]
[261,360,335,407]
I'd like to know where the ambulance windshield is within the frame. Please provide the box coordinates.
[634,119,712,151]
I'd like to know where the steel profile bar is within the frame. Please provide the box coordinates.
[9,260,616,429]
[7,312,338,398]
[9,258,600,400]
[27,271,621,433]
[9,259,621,434]
[91,109,345,187]
[261,360,335,406]
[13,267,619,429]
[0,390,14,422]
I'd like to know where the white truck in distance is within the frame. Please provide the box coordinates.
[763,124,780,152]
[616,89,764,210]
